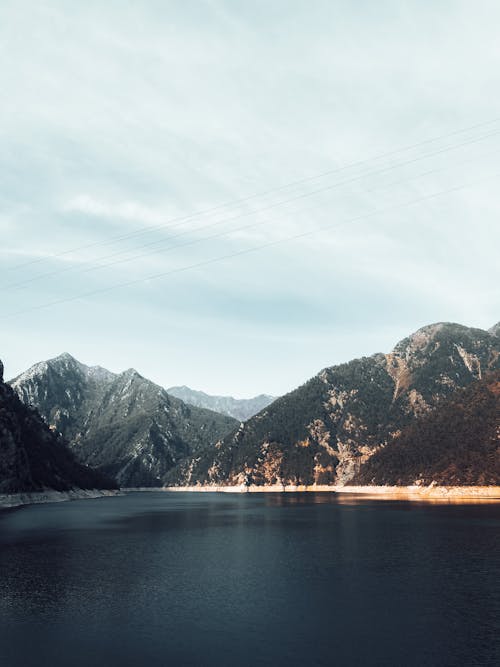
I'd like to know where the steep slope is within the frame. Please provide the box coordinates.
[0,359,115,493]
[167,386,275,421]
[489,322,500,337]
[11,352,116,442]
[72,369,240,485]
[10,355,238,486]
[166,322,500,487]
[353,372,500,486]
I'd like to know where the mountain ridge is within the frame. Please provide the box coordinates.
[166,385,276,421]
[8,321,500,490]
[10,354,238,486]
[0,357,116,493]
[165,321,500,487]
[353,370,500,486]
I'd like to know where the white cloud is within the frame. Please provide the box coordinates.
[62,195,174,226]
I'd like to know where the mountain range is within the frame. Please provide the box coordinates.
[165,322,500,487]
[166,386,275,421]
[5,320,500,492]
[10,354,238,487]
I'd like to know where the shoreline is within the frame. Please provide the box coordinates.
[2,485,499,510]
[0,488,122,509]
[163,484,500,501]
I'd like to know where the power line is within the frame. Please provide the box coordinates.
[7,115,500,273]
[4,127,500,292]
[3,170,498,320]
[9,144,500,292]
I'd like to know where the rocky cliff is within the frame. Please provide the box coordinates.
[165,322,500,487]
[10,354,238,486]
[0,358,115,493]
[353,371,500,486]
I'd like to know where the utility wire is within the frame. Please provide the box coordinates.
[7,115,500,272]
[3,170,498,320]
[4,128,500,292]
[6,144,500,292]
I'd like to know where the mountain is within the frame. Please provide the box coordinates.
[0,359,115,493]
[165,322,500,487]
[167,386,276,421]
[10,352,116,444]
[353,371,500,486]
[10,354,238,487]
[489,321,500,337]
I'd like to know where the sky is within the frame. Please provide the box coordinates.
[1,0,499,397]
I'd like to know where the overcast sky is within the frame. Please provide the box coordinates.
[1,0,499,396]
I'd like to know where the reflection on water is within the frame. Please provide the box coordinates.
[263,490,500,506]
[0,492,499,667]
[333,492,500,505]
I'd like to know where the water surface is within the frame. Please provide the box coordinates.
[0,492,498,666]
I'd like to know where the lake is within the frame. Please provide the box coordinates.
[0,492,499,667]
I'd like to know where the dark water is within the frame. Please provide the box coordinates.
[0,493,499,667]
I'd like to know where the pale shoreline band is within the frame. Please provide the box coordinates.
[164,484,500,499]
[1,485,499,509]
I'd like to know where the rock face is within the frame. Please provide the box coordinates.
[11,353,115,444]
[166,322,500,487]
[353,371,500,486]
[10,354,238,486]
[167,386,276,421]
[0,358,115,493]
[489,322,500,337]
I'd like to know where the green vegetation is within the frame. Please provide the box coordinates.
[354,372,500,486]
[167,323,500,487]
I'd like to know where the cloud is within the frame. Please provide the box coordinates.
[1,0,499,394]
[62,195,174,227]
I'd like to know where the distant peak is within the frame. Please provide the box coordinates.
[390,322,497,363]
[169,385,209,396]
[53,352,77,362]
[489,321,500,336]
[395,322,476,350]
[168,385,274,402]
[121,368,141,378]
[407,322,464,339]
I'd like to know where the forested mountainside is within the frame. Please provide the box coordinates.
[167,386,275,421]
[353,371,500,486]
[0,359,115,493]
[165,323,500,487]
[10,354,238,487]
